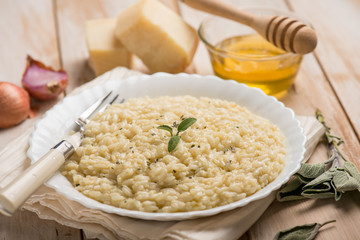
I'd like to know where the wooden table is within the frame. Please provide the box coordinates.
[1,0,360,239]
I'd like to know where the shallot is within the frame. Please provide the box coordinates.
[22,56,69,101]
[0,82,34,128]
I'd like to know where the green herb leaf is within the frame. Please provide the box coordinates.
[157,125,173,136]
[168,135,180,152]
[301,182,339,200]
[158,117,197,152]
[276,163,329,202]
[300,169,344,200]
[303,170,337,190]
[332,169,360,192]
[277,176,308,201]
[273,220,336,240]
[297,162,327,180]
[177,117,197,133]
[278,110,360,202]
[344,161,360,189]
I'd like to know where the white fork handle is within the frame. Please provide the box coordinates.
[0,141,74,216]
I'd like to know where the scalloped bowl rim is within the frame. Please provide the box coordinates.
[27,72,306,221]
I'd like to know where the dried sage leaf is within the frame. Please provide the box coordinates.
[277,110,360,202]
[332,170,360,192]
[301,182,338,200]
[303,170,336,190]
[277,163,329,201]
[277,176,307,201]
[332,181,342,201]
[278,165,354,202]
[168,135,180,152]
[283,176,306,192]
[303,181,332,193]
[301,169,345,200]
[297,162,327,179]
[344,161,360,188]
[302,191,339,200]
[273,220,336,240]
[331,180,342,201]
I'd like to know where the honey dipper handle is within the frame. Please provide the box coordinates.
[180,0,317,54]
[180,0,255,25]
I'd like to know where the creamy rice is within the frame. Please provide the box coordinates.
[61,96,286,212]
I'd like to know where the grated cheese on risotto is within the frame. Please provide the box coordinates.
[61,96,286,212]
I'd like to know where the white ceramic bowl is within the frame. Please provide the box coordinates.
[27,72,305,221]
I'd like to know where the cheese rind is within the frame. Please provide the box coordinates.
[86,18,132,76]
[115,0,199,73]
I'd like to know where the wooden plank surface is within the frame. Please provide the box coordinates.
[286,0,360,165]
[0,0,63,147]
[288,0,360,140]
[0,0,360,239]
[244,0,360,239]
[0,0,82,239]
[0,210,82,240]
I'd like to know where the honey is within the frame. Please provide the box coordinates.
[209,34,302,98]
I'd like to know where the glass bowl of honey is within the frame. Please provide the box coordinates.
[199,7,311,99]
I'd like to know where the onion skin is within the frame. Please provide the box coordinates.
[0,82,31,128]
[22,56,69,101]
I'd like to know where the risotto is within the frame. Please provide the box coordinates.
[61,96,286,212]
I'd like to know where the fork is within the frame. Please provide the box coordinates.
[0,92,120,216]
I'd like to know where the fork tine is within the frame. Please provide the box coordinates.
[98,94,123,113]
[77,91,112,124]
[109,94,121,105]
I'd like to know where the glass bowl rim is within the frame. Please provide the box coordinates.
[198,6,312,61]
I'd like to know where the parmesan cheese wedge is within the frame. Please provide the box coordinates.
[114,0,199,73]
[86,18,132,76]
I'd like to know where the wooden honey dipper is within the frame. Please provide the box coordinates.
[180,0,317,54]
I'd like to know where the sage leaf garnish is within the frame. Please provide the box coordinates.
[157,125,173,136]
[177,117,197,133]
[277,110,360,202]
[273,220,336,240]
[158,117,197,152]
[168,135,180,152]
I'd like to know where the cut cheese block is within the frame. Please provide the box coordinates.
[86,18,132,76]
[114,0,199,73]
